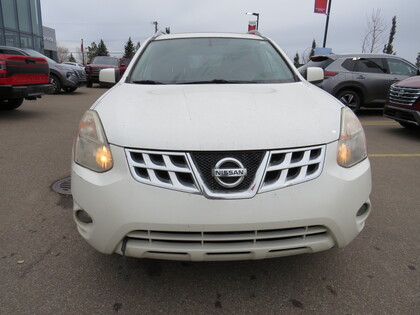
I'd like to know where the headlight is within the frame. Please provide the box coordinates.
[337,107,367,168]
[74,110,113,172]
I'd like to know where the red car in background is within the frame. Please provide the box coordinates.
[0,47,51,110]
[383,76,420,129]
[85,56,127,87]
[120,58,132,74]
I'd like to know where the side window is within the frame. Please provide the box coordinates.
[3,49,25,56]
[387,59,417,76]
[342,59,357,71]
[354,58,386,74]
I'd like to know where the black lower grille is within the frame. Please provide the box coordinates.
[384,108,416,122]
[190,151,264,192]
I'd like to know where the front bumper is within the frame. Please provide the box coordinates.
[383,105,420,126]
[62,73,86,89]
[86,74,100,83]
[72,141,372,261]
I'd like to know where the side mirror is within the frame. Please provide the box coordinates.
[306,67,324,82]
[99,68,119,85]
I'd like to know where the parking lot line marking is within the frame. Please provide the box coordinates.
[369,154,420,157]
[362,121,399,126]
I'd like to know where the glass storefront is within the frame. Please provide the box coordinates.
[0,0,44,52]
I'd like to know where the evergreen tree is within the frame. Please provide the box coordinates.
[293,52,300,68]
[383,16,397,55]
[87,42,98,62]
[68,53,76,62]
[135,42,141,52]
[416,52,420,68]
[96,39,109,56]
[310,39,316,58]
[123,37,136,58]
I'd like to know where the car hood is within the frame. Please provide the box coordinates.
[89,64,118,68]
[93,82,342,151]
[395,75,420,88]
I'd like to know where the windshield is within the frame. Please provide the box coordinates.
[121,59,131,66]
[129,38,297,84]
[93,57,119,66]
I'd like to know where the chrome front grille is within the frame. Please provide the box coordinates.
[125,145,326,199]
[125,149,200,194]
[75,69,86,80]
[260,146,325,193]
[389,84,420,106]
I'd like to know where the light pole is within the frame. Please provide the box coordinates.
[81,38,85,65]
[151,21,158,34]
[246,12,260,30]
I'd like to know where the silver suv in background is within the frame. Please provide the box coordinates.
[22,49,87,93]
[299,54,419,112]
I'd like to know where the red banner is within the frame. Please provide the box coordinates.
[314,0,328,14]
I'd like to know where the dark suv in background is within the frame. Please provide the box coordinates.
[383,76,420,129]
[299,54,419,112]
[85,56,126,87]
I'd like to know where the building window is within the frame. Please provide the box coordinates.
[1,0,18,30]
[0,28,5,45]
[5,29,19,46]
[29,0,40,35]
[33,35,42,51]
[20,32,32,48]
[17,0,31,33]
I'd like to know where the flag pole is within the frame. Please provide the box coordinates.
[322,0,332,48]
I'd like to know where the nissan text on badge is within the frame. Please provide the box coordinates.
[72,32,372,261]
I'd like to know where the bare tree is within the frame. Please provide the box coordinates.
[73,46,83,63]
[362,9,386,53]
[57,46,69,62]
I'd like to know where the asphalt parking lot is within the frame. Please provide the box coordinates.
[0,87,419,314]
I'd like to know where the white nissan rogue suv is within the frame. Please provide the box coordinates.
[72,32,372,261]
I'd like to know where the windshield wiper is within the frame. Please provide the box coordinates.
[132,80,165,85]
[180,79,258,84]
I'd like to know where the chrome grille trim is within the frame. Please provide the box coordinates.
[259,145,325,193]
[389,84,420,106]
[125,149,200,194]
[125,145,326,198]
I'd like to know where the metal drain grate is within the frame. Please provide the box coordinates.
[52,177,72,195]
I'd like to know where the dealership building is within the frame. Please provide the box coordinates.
[0,0,57,59]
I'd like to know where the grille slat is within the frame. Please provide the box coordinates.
[126,149,200,193]
[260,146,325,193]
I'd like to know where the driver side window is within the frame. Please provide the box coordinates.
[387,59,417,76]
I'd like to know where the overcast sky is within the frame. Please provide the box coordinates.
[41,0,420,64]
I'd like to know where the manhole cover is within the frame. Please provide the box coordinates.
[52,177,72,195]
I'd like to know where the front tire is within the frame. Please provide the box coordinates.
[50,74,62,94]
[86,80,93,88]
[0,98,24,110]
[336,90,361,113]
